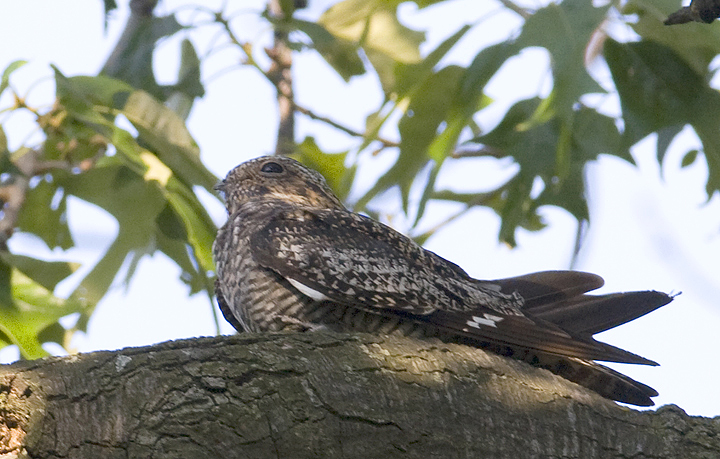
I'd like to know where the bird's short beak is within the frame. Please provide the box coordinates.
[214,180,226,194]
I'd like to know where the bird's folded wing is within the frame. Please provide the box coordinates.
[249,208,658,364]
[249,208,523,316]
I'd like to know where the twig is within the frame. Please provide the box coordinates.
[497,0,531,19]
[452,145,506,158]
[293,104,400,148]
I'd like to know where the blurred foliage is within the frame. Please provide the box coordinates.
[0,0,717,358]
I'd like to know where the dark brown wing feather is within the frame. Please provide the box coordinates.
[525,290,672,336]
[488,271,672,335]
[544,357,658,406]
[249,207,665,366]
[215,278,246,333]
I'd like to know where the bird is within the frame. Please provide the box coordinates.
[213,155,674,406]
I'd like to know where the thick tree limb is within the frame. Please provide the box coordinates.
[0,333,717,458]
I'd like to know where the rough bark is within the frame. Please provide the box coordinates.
[0,333,718,459]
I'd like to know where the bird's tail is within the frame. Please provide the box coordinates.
[535,353,658,406]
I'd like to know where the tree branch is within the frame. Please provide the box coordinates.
[1,333,717,458]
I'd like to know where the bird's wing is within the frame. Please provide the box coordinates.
[488,271,673,335]
[249,208,659,364]
[250,207,523,316]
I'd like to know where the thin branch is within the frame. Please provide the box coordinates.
[497,0,531,19]
[452,145,506,158]
[213,6,400,151]
[293,103,400,148]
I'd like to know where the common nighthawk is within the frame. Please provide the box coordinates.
[213,155,673,406]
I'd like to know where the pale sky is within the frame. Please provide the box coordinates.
[1,0,719,416]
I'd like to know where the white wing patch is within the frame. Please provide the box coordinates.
[288,278,329,301]
[467,313,505,329]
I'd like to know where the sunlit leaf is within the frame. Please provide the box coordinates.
[319,0,424,92]
[0,261,87,359]
[163,177,217,283]
[0,60,27,96]
[293,137,356,201]
[121,90,218,192]
[319,0,423,63]
[1,254,78,293]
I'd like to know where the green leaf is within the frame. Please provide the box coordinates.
[394,24,472,98]
[58,164,167,306]
[470,99,622,242]
[319,0,424,93]
[472,98,558,173]
[605,39,706,146]
[656,125,684,164]
[0,60,27,96]
[681,149,699,168]
[54,68,133,112]
[293,137,356,201]
[103,0,118,31]
[162,176,218,289]
[0,262,87,359]
[101,14,183,99]
[319,0,423,63]
[1,253,78,292]
[570,106,626,162]
[0,125,7,158]
[605,38,720,195]
[412,42,518,223]
[165,39,205,121]
[16,178,74,250]
[357,24,473,153]
[498,174,536,247]
[290,19,365,81]
[517,1,607,122]
[355,66,464,212]
[121,90,218,192]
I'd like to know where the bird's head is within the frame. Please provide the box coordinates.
[216,156,345,214]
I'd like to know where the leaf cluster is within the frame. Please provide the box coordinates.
[0,9,215,358]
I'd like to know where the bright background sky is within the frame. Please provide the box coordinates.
[1,0,719,416]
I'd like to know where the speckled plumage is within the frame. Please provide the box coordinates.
[213,156,673,406]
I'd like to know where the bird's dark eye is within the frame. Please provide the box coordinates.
[260,161,284,174]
